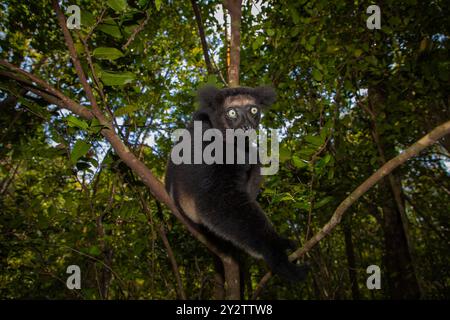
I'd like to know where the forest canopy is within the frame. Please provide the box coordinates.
[0,0,449,300]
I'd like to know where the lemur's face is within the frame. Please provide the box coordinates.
[220,94,261,131]
[196,86,276,134]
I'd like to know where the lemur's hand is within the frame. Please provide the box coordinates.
[277,236,297,252]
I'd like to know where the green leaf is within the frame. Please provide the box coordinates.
[74,42,85,55]
[354,49,363,57]
[89,118,106,134]
[124,24,139,36]
[88,157,99,167]
[279,145,291,162]
[344,80,353,91]
[107,0,128,12]
[155,0,162,11]
[206,74,218,86]
[81,11,95,27]
[294,201,310,210]
[290,8,300,24]
[292,155,308,168]
[99,71,136,86]
[71,140,91,164]
[252,36,264,51]
[115,105,139,116]
[322,154,332,165]
[17,97,51,120]
[314,196,334,209]
[76,161,91,171]
[299,147,316,157]
[304,134,325,146]
[312,69,323,81]
[327,168,335,180]
[279,193,295,202]
[92,47,124,61]
[88,246,101,256]
[66,116,89,130]
[98,23,122,39]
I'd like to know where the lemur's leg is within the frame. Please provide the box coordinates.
[196,191,307,282]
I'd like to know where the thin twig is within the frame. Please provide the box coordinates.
[122,12,150,50]
[83,8,107,42]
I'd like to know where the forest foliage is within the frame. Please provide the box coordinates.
[0,0,449,299]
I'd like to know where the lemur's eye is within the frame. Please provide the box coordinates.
[250,107,258,114]
[227,109,237,118]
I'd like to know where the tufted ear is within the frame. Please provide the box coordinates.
[197,85,223,110]
[253,86,276,107]
[194,85,223,128]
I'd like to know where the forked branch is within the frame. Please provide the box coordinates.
[253,119,450,298]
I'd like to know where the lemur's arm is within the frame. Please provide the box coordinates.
[246,164,263,200]
[195,189,306,282]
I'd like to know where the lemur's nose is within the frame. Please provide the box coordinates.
[243,125,251,131]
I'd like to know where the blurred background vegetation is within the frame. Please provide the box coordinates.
[0,0,449,299]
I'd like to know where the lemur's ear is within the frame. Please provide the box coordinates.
[194,85,222,127]
[197,85,223,110]
[253,86,276,107]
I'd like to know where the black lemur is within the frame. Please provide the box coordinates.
[165,85,308,282]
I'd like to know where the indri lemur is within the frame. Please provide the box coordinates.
[165,86,307,282]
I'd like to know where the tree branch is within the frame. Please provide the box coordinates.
[2,1,244,300]
[190,0,214,74]
[1,59,226,253]
[1,4,242,300]
[122,11,150,51]
[140,194,186,300]
[253,119,450,298]
[52,0,105,122]
[225,0,242,87]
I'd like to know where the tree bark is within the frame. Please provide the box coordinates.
[379,179,420,298]
[190,0,214,74]
[212,256,225,299]
[225,0,242,87]
[368,86,421,299]
[343,218,360,300]
[222,255,241,299]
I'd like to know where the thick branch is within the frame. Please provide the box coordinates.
[47,2,228,255]
[222,255,240,300]
[3,1,244,300]
[225,0,242,87]
[0,61,226,261]
[216,0,244,299]
[253,119,450,298]
[52,0,106,124]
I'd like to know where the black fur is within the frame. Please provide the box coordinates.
[165,85,308,282]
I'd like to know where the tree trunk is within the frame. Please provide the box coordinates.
[368,86,421,299]
[222,255,241,299]
[343,218,360,300]
[212,256,225,299]
[225,0,242,87]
